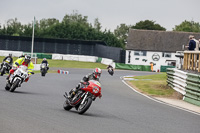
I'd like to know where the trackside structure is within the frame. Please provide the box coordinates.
[125,29,200,72]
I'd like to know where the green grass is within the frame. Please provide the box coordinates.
[129,73,175,97]
[0,56,107,69]
[36,59,107,69]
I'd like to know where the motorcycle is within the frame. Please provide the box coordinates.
[108,67,114,76]
[40,63,47,76]
[5,65,34,92]
[63,80,102,115]
[0,61,12,76]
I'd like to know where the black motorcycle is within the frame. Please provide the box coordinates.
[108,67,114,76]
[0,61,12,76]
[40,63,47,76]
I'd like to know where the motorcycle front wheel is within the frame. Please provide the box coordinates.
[10,79,20,92]
[63,100,73,111]
[78,97,92,114]
[41,72,46,76]
[5,83,10,91]
[0,67,5,76]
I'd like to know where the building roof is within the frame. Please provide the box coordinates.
[126,29,200,52]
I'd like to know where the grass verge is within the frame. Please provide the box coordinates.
[0,56,107,69]
[127,73,181,98]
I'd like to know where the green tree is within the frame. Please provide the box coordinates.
[131,20,166,31]
[6,18,23,36]
[0,12,124,48]
[94,18,102,32]
[114,23,131,47]
[62,10,89,25]
[173,20,200,32]
[21,23,32,36]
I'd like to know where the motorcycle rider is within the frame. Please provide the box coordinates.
[41,58,49,71]
[0,53,13,70]
[68,68,102,98]
[6,55,34,82]
[18,54,26,58]
[107,64,114,72]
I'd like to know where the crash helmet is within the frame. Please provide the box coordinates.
[93,68,102,79]
[24,55,31,63]
[43,58,47,61]
[9,53,12,57]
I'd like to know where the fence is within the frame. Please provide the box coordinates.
[183,51,200,72]
[0,35,123,63]
[167,68,200,106]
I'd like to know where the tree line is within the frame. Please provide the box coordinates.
[0,11,200,49]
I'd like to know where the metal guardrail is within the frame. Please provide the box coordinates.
[167,68,200,106]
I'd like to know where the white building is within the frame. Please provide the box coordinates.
[125,29,200,72]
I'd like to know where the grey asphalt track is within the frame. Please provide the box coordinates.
[0,68,200,133]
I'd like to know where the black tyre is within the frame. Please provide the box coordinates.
[5,84,10,91]
[63,100,73,111]
[41,72,45,76]
[10,79,20,92]
[78,97,92,114]
[1,68,5,76]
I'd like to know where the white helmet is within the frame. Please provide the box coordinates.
[93,68,102,79]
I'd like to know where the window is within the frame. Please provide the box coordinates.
[162,52,171,58]
[134,51,147,56]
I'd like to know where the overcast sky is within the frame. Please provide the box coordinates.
[1,0,200,31]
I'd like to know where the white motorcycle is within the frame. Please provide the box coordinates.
[5,65,34,92]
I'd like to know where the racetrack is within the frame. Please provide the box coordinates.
[0,68,200,133]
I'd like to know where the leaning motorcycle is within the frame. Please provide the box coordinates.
[63,80,102,114]
[1,61,12,76]
[40,63,47,76]
[5,65,34,92]
[108,68,114,76]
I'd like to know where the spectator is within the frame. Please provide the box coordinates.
[199,39,200,50]
[192,36,199,51]
[185,35,196,50]
[150,62,154,72]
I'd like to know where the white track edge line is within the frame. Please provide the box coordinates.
[121,77,200,116]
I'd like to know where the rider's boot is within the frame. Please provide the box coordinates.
[6,74,10,81]
[68,88,77,99]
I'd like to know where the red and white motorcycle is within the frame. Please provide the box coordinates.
[5,65,34,92]
[63,80,102,114]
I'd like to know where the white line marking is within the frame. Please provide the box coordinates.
[121,76,200,116]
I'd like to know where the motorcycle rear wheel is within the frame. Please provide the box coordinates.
[78,97,92,114]
[63,100,73,111]
[10,79,20,92]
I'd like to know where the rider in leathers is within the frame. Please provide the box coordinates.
[41,58,49,71]
[0,54,13,70]
[68,68,102,98]
[6,55,34,82]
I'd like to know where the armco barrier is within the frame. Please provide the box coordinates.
[115,63,151,71]
[52,54,63,60]
[23,52,52,59]
[62,55,98,63]
[0,50,23,57]
[167,68,200,106]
